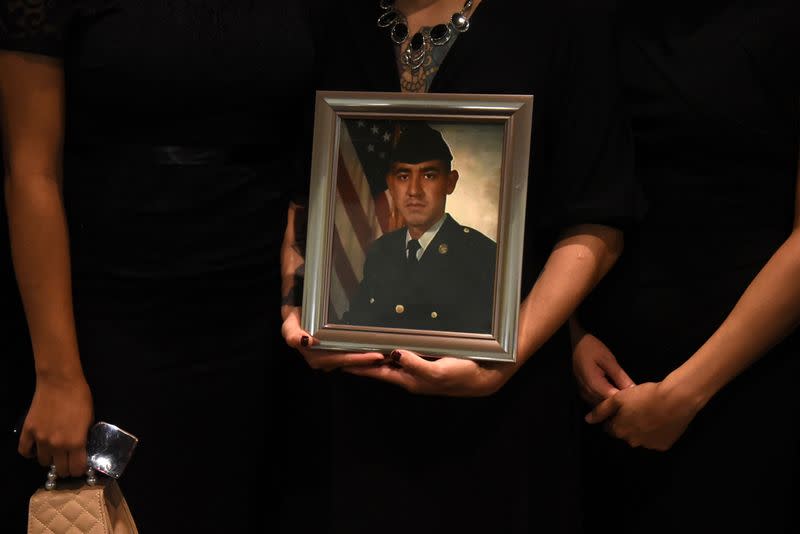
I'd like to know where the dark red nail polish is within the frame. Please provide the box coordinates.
[390,350,401,363]
[300,336,309,347]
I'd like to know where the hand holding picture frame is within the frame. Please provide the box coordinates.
[302,91,533,362]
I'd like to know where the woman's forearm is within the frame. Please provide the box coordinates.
[516,224,623,365]
[5,172,83,379]
[1,52,82,379]
[666,152,800,406]
[280,201,306,319]
[666,228,800,406]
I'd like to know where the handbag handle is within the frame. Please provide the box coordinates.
[45,465,97,491]
[42,421,138,491]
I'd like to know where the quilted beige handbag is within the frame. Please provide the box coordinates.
[28,471,138,534]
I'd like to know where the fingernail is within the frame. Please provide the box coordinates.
[300,336,309,347]
[390,350,401,363]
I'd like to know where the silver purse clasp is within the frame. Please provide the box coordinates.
[45,421,139,490]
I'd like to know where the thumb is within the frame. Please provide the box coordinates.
[585,395,620,425]
[282,320,313,349]
[601,357,635,390]
[584,365,621,401]
[17,427,35,459]
[388,349,430,375]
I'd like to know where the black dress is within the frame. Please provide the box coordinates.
[311,2,641,533]
[0,2,318,532]
[580,2,800,532]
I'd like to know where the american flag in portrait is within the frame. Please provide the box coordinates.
[329,119,403,321]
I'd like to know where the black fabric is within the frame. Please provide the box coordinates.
[1,3,325,532]
[312,2,639,533]
[580,1,800,532]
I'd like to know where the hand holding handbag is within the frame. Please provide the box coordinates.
[27,422,139,534]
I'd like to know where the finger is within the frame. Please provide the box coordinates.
[53,450,71,478]
[574,375,599,405]
[344,365,414,390]
[602,420,628,441]
[602,359,635,390]
[308,351,385,371]
[18,428,35,459]
[585,396,620,425]
[36,441,53,468]
[579,386,604,407]
[285,327,314,349]
[606,418,624,439]
[68,447,88,478]
[603,420,614,436]
[388,349,435,376]
[584,369,620,401]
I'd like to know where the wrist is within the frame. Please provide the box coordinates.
[35,357,86,384]
[661,370,712,414]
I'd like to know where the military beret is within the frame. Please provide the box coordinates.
[389,122,453,164]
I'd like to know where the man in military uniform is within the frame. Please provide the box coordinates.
[342,122,497,334]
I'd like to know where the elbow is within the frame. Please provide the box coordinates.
[562,223,625,277]
[583,223,624,275]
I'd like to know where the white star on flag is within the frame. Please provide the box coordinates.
[367,144,375,152]
[371,125,379,134]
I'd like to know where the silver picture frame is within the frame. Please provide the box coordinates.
[302,91,533,362]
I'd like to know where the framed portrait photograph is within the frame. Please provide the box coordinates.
[302,91,533,362]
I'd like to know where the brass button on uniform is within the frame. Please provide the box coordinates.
[431,311,438,319]
[395,304,405,314]
[369,298,375,304]
[463,227,470,233]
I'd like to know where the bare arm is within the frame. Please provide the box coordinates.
[588,147,800,450]
[280,201,305,320]
[1,51,92,477]
[664,149,800,407]
[515,224,623,367]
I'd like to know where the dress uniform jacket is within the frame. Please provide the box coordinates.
[342,214,496,333]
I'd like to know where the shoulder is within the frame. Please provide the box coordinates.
[740,1,800,93]
[1,0,115,57]
[444,216,496,254]
[523,1,617,33]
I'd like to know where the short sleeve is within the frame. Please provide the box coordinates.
[538,6,644,233]
[0,0,114,58]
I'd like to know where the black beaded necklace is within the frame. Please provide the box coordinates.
[377,0,474,71]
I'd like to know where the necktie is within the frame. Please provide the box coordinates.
[406,239,421,265]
